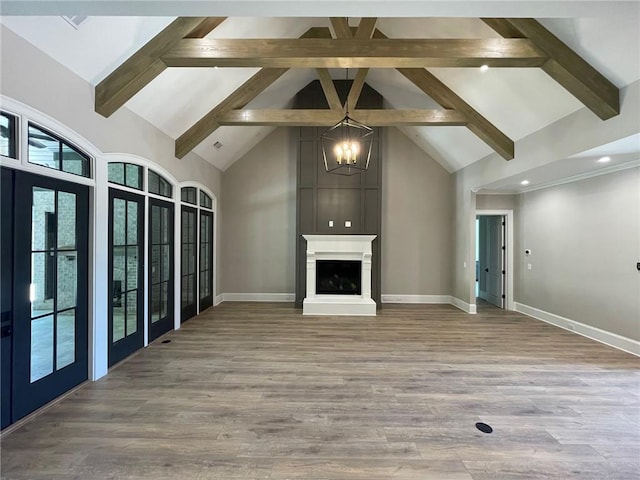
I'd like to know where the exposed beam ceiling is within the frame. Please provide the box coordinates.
[91,17,621,164]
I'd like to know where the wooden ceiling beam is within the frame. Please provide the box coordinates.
[218,109,468,127]
[482,18,619,119]
[329,17,352,39]
[316,68,343,111]
[95,17,226,117]
[346,68,370,112]
[175,26,331,158]
[330,18,376,113]
[372,29,514,160]
[175,68,288,158]
[354,18,378,40]
[161,38,547,68]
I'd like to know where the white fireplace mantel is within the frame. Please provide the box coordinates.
[303,234,377,316]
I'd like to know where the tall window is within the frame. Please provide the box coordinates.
[28,123,91,178]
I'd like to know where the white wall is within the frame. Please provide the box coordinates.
[515,168,640,341]
[220,128,297,294]
[382,128,453,296]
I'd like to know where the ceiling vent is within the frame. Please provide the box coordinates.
[61,16,88,30]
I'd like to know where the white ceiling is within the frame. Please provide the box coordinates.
[1,1,639,180]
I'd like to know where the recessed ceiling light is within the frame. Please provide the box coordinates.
[480,65,489,72]
[521,180,530,185]
[598,156,611,163]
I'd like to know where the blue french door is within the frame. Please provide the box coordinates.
[1,168,89,427]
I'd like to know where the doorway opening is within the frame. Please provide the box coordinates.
[475,210,514,310]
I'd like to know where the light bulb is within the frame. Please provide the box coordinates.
[351,142,359,163]
[334,144,343,164]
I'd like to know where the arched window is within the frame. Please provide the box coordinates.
[107,162,143,190]
[28,123,91,178]
[148,170,172,198]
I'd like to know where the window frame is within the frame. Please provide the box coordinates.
[27,122,92,178]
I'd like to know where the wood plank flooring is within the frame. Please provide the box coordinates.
[2,302,639,479]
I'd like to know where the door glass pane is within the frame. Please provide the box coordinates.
[32,187,55,251]
[113,199,126,246]
[57,192,76,250]
[126,291,137,335]
[151,284,161,323]
[31,315,54,382]
[151,206,160,242]
[126,246,138,291]
[181,244,189,276]
[161,245,171,282]
[57,253,77,310]
[31,252,54,318]
[127,201,138,245]
[113,301,125,342]
[56,309,75,369]
[151,245,161,284]
[161,208,169,243]
[160,282,168,319]
[181,211,189,242]
[113,245,125,292]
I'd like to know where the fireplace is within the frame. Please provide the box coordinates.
[302,235,376,315]
[316,260,361,295]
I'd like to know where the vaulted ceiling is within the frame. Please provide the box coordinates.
[2,1,639,177]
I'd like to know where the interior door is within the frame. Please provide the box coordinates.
[1,168,14,429]
[181,205,197,322]
[199,210,214,312]
[479,215,505,308]
[148,197,174,342]
[108,188,144,366]
[11,169,89,422]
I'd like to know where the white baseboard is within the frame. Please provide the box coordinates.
[220,293,295,303]
[214,294,224,306]
[382,294,451,304]
[450,296,477,314]
[515,302,640,357]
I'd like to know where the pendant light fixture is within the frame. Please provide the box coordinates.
[320,70,374,176]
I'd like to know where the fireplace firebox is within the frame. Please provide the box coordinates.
[316,260,361,295]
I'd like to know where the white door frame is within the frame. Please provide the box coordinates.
[475,209,514,311]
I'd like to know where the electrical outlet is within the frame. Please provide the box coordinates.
[328,220,333,227]
[345,220,351,228]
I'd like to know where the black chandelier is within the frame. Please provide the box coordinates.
[320,114,374,176]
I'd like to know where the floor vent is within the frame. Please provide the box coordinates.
[475,422,493,434]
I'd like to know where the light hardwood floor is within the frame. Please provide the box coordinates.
[2,302,639,479]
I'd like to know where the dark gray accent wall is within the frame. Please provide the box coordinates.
[294,80,383,307]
